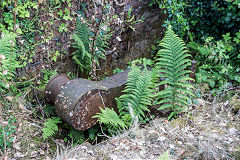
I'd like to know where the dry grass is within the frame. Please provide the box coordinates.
[55,96,240,160]
[1,96,56,159]
[2,89,239,160]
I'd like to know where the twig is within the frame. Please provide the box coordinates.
[34,88,45,119]
[227,86,240,91]
[0,149,3,157]
[0,103,7,156]
[13,76,38,84]
[98,123,111,139]
[9,0,17,73]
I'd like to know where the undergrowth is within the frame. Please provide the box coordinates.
[94,25,194,132]
[188,30,240,97]
[0,0,239,158]
[72,18,111,74]
[0,33,21,93]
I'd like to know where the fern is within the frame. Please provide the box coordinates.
[157,150,170,160]
[155,25,194,119]
[72,19,110,73]
[119,65,157,122]
[43,104,56,118]
[72,20,92,72]
[93,65,157,132]
[0,33,21,93]
[68,127,85,145]
[188,41,211,59]
[74,20,91,52]
[42,117,62,139]
[93,107,127,131]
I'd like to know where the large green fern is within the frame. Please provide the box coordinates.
[72,20,92,72]
[0,33,21,93]
[119,65,157,122]
[42,117,62,139]
[93,64,157,132]
[156,25,194,119]
[72,19,109,73]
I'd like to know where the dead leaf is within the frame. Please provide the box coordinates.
[158,136,166,142]
[196,99,205,106]
[0,54,5,60]
[18,104,24,109]
[38,0,44,4]
[2,70,8,75]
[1,121,8,127]
[6,96,13,101]
[229,127,237,135]
[116,36,122,41]
[2,155,8,160]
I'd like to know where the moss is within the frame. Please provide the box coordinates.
[229,95,240,114]
[170,117,188,129]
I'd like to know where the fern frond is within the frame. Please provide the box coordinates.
[75,20,91,51]
[72,34,86,59]
[119,65,155,122]
[72,19,110,73]
[155,25,194,119]
[0,33,21,92]
[92,107,127,130]
[71,20,92,72]
[68,127,85,144]
[42,117,62,139]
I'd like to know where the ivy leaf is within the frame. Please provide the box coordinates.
[209,81,215,88]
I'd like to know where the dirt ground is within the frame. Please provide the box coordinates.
[54,96,240,160]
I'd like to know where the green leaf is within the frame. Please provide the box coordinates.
[93,107,127,130]
[42,117,62,139]
[25,11,30,18]
[158,103,173,110]
[155,25,194,115]
[209,81,215,88]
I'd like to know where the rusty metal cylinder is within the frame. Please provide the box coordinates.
[45,74,70,103]
[45,70,128,131]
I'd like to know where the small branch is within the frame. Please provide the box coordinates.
[227,86,240,91]
[0,103,7,156]
[10,0,17,72]
[13,0,17,33]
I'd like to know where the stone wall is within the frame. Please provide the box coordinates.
[20,0,167,78]
[98,0,167,76]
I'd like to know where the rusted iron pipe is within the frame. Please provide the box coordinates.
[45,70,129,131]
[45,74,70,103]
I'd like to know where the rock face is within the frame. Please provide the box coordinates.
[99,0,167,75]
[62,0,167,77]
[20,0,167,79]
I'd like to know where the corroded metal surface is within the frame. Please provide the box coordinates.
[44,74,70,103]
[71,89,109,130]
[44,68,169,131]
[44,69,132,130]
[99,69,129,88]
[99,69,129,109]
[54,78,109,130]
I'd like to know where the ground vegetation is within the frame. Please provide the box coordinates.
[0,0,239,159]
